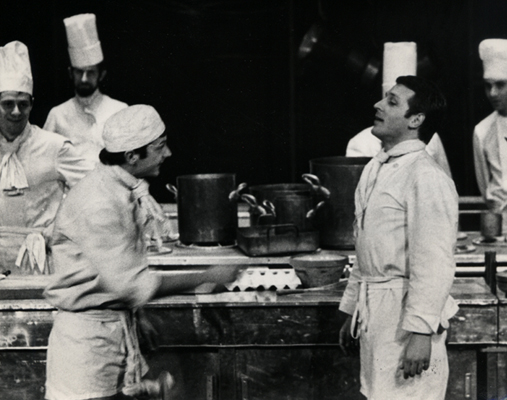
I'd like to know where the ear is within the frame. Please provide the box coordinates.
[67,67,73,80]
[408,113,425,130]
[124,151,139,165]
[99,69,107,82]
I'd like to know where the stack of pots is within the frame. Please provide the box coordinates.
[309,156,371,249]
[167,173,243,245]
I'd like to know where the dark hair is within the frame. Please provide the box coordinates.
[99,144,148,166]
[396,75,447,143]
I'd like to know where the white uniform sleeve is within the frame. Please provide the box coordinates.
[339,261,361,315]
[402,168,458,334]
[56,141,94,188]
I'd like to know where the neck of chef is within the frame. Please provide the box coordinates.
[381,129,420,152]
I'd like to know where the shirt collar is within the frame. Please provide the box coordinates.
[103,163,142,191]
[384,139,426,160]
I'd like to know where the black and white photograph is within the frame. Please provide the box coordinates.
[0,1,505,399]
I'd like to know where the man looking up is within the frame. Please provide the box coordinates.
[339,76,459,400]
[44,13,127,165]
[0,41,91,274]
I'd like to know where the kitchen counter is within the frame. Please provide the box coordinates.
[1,225,506,399]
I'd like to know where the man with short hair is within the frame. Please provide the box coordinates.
[339,76,458,400]
[474,39,507,233]
[0,40,92,274]
[44,13,127,164]
[44,105,240,400]
[346,42,452,178]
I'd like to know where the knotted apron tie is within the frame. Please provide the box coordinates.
[350,276,408,339]
[120,309,145,387]
[15,232,46,274]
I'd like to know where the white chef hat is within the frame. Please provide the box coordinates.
[382,42,417,96]
[479,39,507,80]
[64,13,103,68]
[0,41,33,95]
[103,105,166,152]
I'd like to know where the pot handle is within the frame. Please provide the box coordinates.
[241,193,259,208]
[301,173,331,199]
[262,200,276,217]
[306,200,325,219]
[165,183,178,200]
[228,182,248,201]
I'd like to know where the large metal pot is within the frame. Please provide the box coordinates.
[309,156,371,249]
[247,176,329,227]
[167,173,240,245]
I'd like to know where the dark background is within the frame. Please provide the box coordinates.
[0,0,503,202]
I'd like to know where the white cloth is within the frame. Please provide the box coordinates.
[358,280,449,400]
[43,90,127,164]
[0,41,33,94]
[0,123,93,230]
[45,309,148,400]
[382,42,417,97]
[44,163,161,311]
[473,111,507,232]
[44,163,162,398]
[15,232,46,274]
[340,139,459,398]
[345,126,453,177]
[102,104,165,152]
[479,39,507,81]
[64,13,103,68]
[0,126,29,194]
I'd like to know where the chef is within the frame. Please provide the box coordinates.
[44,13,127,165]
[339,76,458,399]
[0,41,92,275]
[346,42,452,178]
[44,105,240,400]
[474,39,507,234]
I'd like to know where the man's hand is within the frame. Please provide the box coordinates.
[339,315,358,356]
[204,265,242,285]
[400,332,432,379]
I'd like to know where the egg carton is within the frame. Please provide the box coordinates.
[224,266,302,291]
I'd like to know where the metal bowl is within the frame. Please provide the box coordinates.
[290,250,348,288]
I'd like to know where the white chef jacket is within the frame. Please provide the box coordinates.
[346,127,453,177]
[44,164,161,399]
[339,140,459,399]
[44,90,127,164]
[0,123,93,231]
[473,112,507,228]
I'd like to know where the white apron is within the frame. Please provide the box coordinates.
[352,277,449,400]
[45,309,148,400]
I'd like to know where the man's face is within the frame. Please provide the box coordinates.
[70,65,104,97]
[371,84,415,141]
[0,91,32,140]
[484,79,507,116]
[134,135,172,178]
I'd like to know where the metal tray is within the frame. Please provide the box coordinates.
[237,224,319,256]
